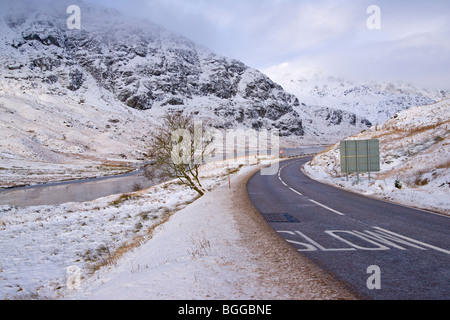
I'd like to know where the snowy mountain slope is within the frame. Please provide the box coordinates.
[0,79,159,188]
[1,0,372,134]
[304,99,450,214]
[264,63,450,125]
[1,1,306,136]
[0,0,374,187]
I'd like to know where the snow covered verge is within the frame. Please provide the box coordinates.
[303,99,450,216]
[0,157,356,300]
[0,159,236,299]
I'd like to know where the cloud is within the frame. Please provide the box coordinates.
[261,0,450,89]
[84,0,361,63]
[82,0,450,89]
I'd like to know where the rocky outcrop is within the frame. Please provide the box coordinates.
[1,2,371,139]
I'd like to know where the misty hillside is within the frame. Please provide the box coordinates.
[0,0,371,137]
[265,63,450,125]
[0,0,376,186]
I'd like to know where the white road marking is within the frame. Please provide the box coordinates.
[373,227,450,255]
[309,199,345,216]
[277,160,345,216]
[289,187,303,196]
[278,227,450,255]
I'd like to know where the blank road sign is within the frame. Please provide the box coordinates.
[340,139,380,173]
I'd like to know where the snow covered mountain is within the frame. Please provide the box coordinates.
[1,1,305,134]
[264,63,450,125]
[0,0,374,186]
[1,1,372,134]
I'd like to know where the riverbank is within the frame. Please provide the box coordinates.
[0,167,152,208]
[0,147,327,208]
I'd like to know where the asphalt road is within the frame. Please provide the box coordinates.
[247,157,450,300]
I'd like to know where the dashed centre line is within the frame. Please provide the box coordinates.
[277,160,346,216]
[288,187,303,196]
[308,199,345,216]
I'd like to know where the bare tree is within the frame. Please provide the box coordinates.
[144,112,214,196]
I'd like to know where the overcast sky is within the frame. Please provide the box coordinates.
[83,0,450,89]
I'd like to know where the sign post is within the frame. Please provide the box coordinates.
[340,139,380,184]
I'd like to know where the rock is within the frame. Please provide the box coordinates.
[0,2,374,140]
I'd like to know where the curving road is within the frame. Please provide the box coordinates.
[247,157,450,300]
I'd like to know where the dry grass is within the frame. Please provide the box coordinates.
[188,234,212,260]
[370,116,449,139]
[109,193,140,207]
[436,158,450,170]
[86,209,174,274]
[378,156,450,188]
[86,192,203,275]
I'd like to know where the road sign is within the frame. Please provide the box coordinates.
[340,139,380,182]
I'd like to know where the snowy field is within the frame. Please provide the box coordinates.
[0,155,355,300]
[303,99,450,216]
[0,159,240,299]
